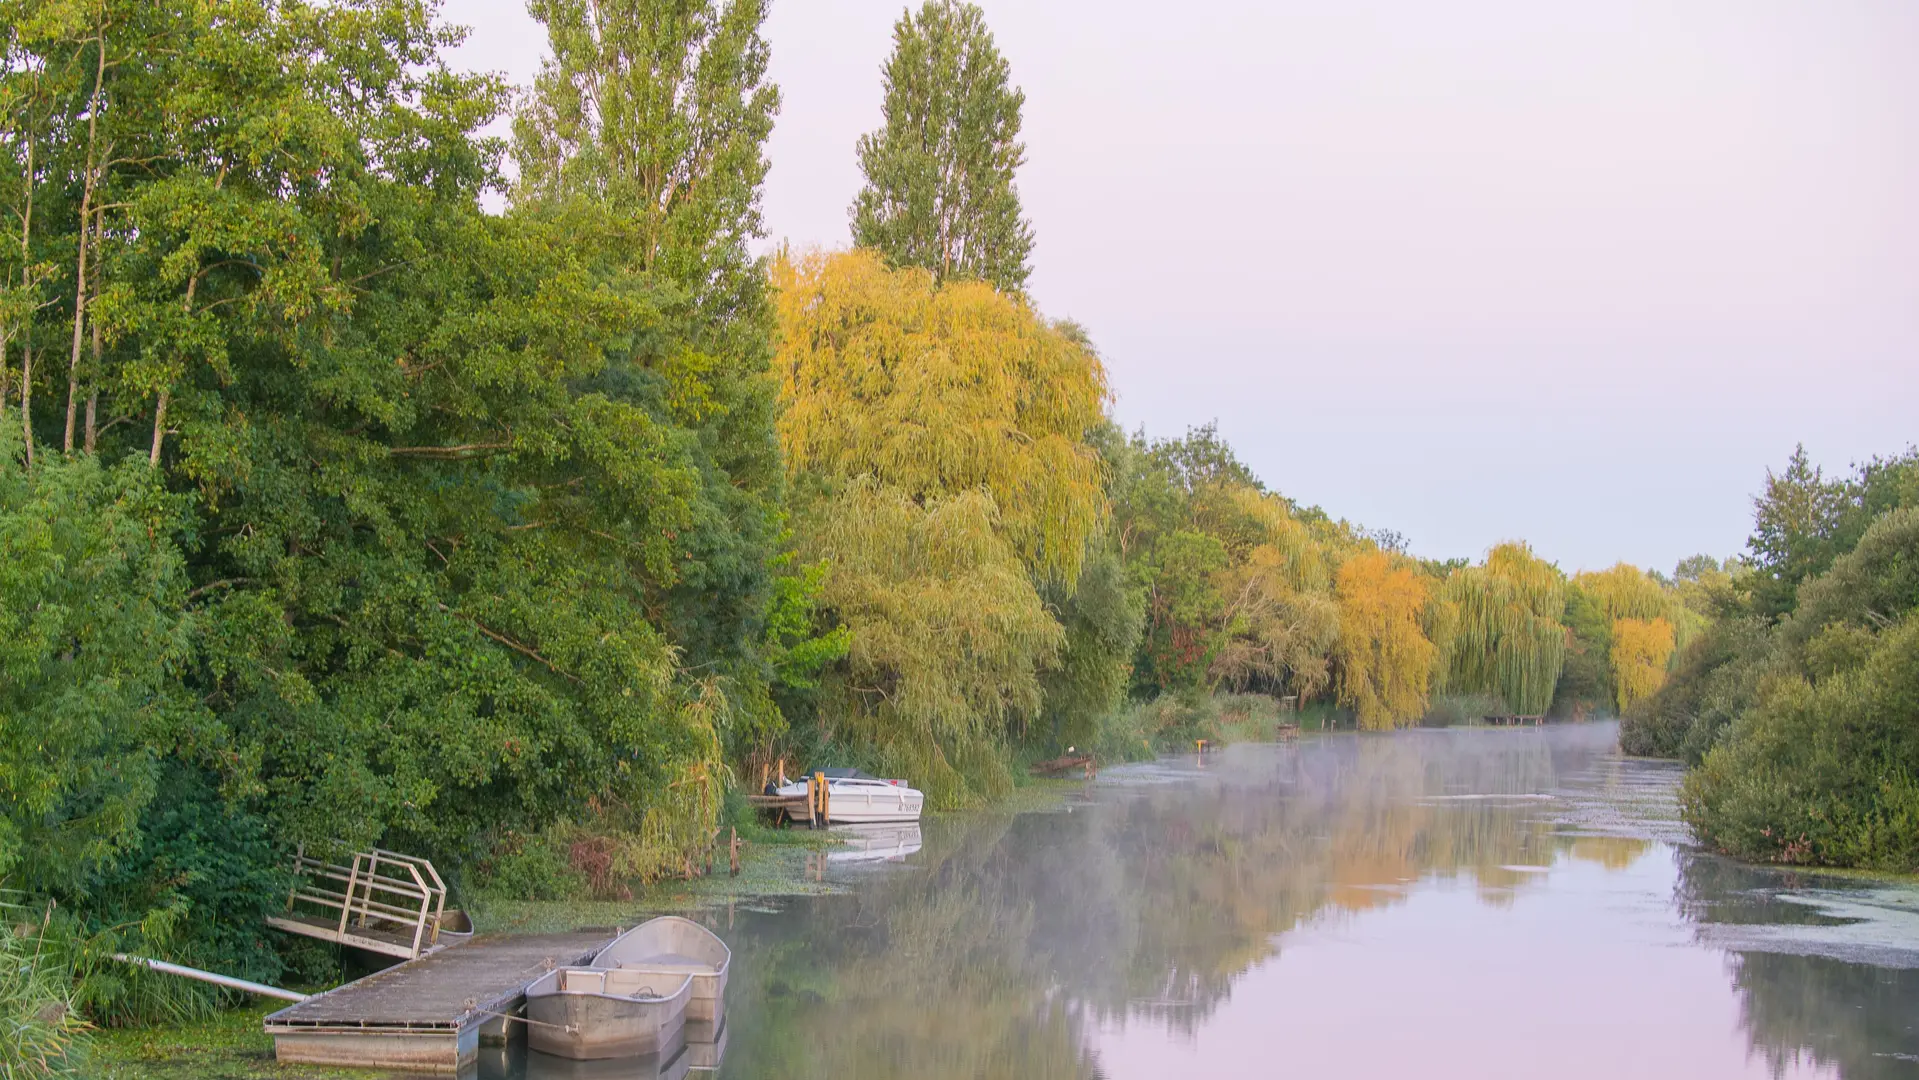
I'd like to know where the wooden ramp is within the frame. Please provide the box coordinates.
[265,930,613,1073]
[268,847,463,960]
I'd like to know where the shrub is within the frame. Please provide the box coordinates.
[1420,694,1507,728]
[1682,612,1919,872]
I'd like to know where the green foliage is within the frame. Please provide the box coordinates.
[1439,543,1566,715]
[470,829,586,903]
[0,0,804,1027]
[1553,585,1614,718]
[0,904,88,1080]
[516,0,779,335]
[72,766,287,1027]
[1135,529,1230,690]
[800,481,1064,808]
[1039,547,1144,750]
[1682,611,1919,871]
[850,0,1032,292]
[1619,616,1772,761]
[1671,503,1919,871]
[0,432,190,892]
[1747,445,1919,618]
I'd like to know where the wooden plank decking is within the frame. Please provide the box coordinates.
[265,930,614,1072]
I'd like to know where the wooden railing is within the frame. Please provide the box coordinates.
[270,846,453,960]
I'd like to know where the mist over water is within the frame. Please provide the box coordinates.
[485,724,1919,1080]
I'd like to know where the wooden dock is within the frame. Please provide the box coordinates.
[264,930,613,1072]
[1482,714,1546,726]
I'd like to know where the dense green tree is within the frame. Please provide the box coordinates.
[514,0,787,719]
[850,0,1032,292]
[1553,586,1614,719]
[1748,446,1919,618]
[0,430,191,892]
[516,0,778,332]
[0,1,812,1009]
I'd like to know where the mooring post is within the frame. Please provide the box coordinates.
[729,827,741,876]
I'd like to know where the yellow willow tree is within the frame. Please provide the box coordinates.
[800,482,1064,807]
[773,249,1108,803]
[1574,562,1703,706]
[1203,484,1340,700]
[1574,563,1669,622]
[1335,552,1437,729]
[772,247,1107,583]
[1609,617,1676,712]
[1441,542,1567,715]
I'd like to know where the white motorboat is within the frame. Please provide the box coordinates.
[775,768,924,824]
[592,916,732,1025]
[523,966,691,1060]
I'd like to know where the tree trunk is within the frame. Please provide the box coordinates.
[84,203,105,454]
[148,388,167,466]
[20,338,33,467]
[16,116,35,466]
[63,17,107,455]
[150,269,199,467]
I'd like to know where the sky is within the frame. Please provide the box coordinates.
[446,0,1918,573]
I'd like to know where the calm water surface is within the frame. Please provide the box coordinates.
[488,724,1919,1079]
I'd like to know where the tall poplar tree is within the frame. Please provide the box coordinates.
[514,0,788,728]
[850,0,1033,293]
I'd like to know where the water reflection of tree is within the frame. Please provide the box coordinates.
[1729,952,1918,1080]
[1675,853,1919,1079]
[718,730,1644,1080]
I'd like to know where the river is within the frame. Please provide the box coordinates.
[489,722,1919,1079]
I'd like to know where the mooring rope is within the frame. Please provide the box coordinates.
[462,997,579,1035]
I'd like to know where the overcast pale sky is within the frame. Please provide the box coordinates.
[446,0,1917,574]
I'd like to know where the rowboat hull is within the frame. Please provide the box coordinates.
[522,1039,690,1080]
[524,968,691,1060]
[593,917,732,1025]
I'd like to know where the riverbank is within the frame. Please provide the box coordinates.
[85,772,1098,1079]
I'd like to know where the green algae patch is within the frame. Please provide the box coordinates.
[90,1002,360,1080]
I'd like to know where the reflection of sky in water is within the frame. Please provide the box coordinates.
[484,724,1919,1080]
[1094,846,1824,1079]
[1083,731,1919,1080]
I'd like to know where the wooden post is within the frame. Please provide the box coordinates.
[815,771,829,827]
[729,827,741,876]
[338,855,361,938]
